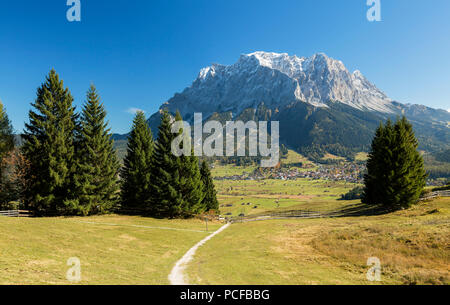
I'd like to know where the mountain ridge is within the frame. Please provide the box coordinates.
[164,51,397,118]
[142,51,449,158]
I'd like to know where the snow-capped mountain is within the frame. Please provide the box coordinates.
[146,51,449,157]
[161,51,395,120]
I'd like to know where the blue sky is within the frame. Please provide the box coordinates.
[1,0,449,134]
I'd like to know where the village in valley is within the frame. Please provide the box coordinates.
[213,157,447,187]
[214,161,365,184]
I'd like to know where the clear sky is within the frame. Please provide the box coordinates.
[1,0,449,134]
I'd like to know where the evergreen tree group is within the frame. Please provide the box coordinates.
[5,69,219,218]
[23,70,119,215]
[362,116,427,210]
[122,110,218,218]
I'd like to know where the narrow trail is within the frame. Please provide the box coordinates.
[169,223,230,285]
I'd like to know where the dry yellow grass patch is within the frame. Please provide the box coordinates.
[310,199,450,285]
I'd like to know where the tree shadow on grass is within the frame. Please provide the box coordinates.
[329,202,393,218]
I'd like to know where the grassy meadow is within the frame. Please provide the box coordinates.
[211,163,258,178]
[212,150,356,217]
[215,178,356,217]
[0,215,221,284]
[186,197,450,285]
[184,154,449,285]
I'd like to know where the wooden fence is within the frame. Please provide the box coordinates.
[230,209,324,223]
[419,190,450,201]
[0,210,34,218]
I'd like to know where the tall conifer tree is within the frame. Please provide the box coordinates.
[175,111,204,217]
[149,110,182,218]
[385,117,427,208]
[363,116,427,210]
[22,70,78,215]
[121,111,154,214]
[362,120,392,205]
[200,160,219,211]
[74,85,120,215]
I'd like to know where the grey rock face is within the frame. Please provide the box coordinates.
[158,51,397,121]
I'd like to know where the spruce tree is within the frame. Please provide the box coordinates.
[175,111,204,217]
[386,117,427,208]
[362,116,427,210]
[74,85,120,215]
[150,110,183,218]
[121,111,154,214]
[22,70,78,215]
[0,101,14,162]
[200,160,219,211]
[362,120,392,205]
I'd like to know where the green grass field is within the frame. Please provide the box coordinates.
[186,197,450,285]
[211,150,360,217]
[216,178,357,217]
[210,150,316,179]
[281,150,316,168]
[1,197,448,285]
[211,163,258,178]
[0,215,221,284]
